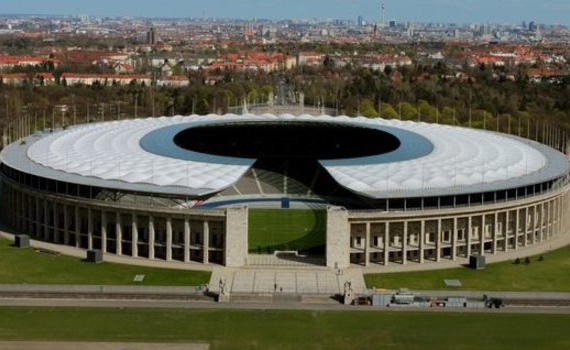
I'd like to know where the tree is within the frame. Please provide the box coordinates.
[398,102,418,120]
[378,101,398,119]
[359,99,377,118]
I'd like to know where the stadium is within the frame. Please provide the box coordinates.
[1,113,569,269]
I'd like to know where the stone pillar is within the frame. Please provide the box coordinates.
[546,201,552,239]
[148,216,155,259]
[166,217,173,261]
[514,209,520,251]
[401,221,407,265]
[383,222,390,266]
[365,222,371,267]
[225,207,249,267]
[540,203,546,242]
[43,200,49,241]
[101,211,107,253]
[479,215,485,256]
[523,207,529,247]
[202,220,209,264]
[492,212,498,254]
[436,219,441,262]
[532,205,537,244]
[87,208,93,250]
[115,212,122,255]
[504,211,509,252]
[53,203,59,243]
[451,217,458,261]
[419,220,425,263]
[556,195,566,235]
[63,204,70,245]
[74,206,80,248]
[184,218,191,263]
[466,216,472,258]
[548,198,558,238]
[131,214,138,258]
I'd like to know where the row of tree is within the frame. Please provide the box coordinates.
[1,60,570,139]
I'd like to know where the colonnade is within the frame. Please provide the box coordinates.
[2,180,231,265]
[2,174,569,269]
[348,189,569,266]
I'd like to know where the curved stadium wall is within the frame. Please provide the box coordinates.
[1,114,569,269]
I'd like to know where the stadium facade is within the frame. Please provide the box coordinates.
[1,114,569,269]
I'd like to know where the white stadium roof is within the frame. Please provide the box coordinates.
[1,114,567,199]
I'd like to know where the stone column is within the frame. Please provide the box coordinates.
[546,201,552,239]
[514,209,520,251]
[466,216,472,258]
[504,211,509,252]
[523,207,529,247]
[87,208,93,250]
[451,217,458,260]
[383,222,390,266]
[540,203,546,242]
[101,211,107,253]
[184,218,191,263]
[131,214,138,258]
[435,219,441,262]
[558,197,563,236]
[202,220,209,264]
[492,212,498,254]
[166,217,173,261]
[419,220,425,263]
[63,204,70,245]
[148,216,155,259]
[74,206,80,248]
[365,222,371,267]
[532,205,537,244]
[401,221,407,265]
[115,212,122,255]
[479,215,485,256]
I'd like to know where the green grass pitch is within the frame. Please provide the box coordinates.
[248,209,326,253]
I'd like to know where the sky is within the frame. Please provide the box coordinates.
[2,0,570,25]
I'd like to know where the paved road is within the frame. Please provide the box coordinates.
[1,297,570,315]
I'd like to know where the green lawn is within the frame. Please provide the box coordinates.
[0,307,569,350]
[365,245,570,291]
[248,209,326,253]
[0,237,210,286]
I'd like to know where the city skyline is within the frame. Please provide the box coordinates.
[1,0,570,25]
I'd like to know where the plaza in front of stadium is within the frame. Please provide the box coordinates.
[1,112,568,282]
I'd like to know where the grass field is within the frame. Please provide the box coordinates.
[0,307,569,350]
[365,245,570,291]
[0,237,210,286]
[248,209,326,253]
